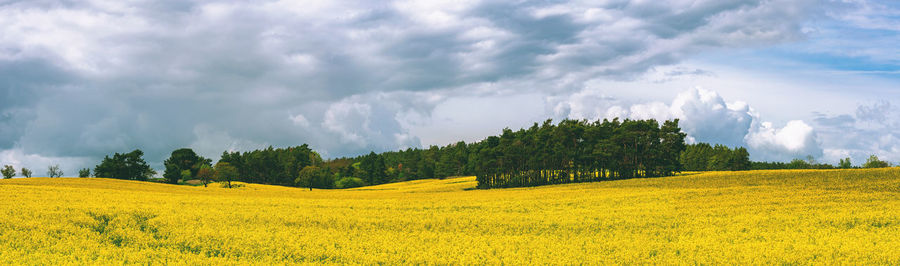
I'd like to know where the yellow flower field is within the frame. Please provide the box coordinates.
[1,168,899,264]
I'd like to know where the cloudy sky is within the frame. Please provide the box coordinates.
[2,0,899,176]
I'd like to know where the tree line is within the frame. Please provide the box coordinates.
[1,164,59,179]
[679,143,751,171]
[470,119,687,188]
[751,154,891,170]
[4,117,895,189]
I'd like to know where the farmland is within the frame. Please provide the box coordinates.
[1,168,899,264]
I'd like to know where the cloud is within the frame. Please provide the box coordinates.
[321,92,430,156]
[812,101,900,165]
[552,87,823,161]
[0,148,91,177]
[745,120,822,161]
[0,0,847,172]
[670,88,753,147]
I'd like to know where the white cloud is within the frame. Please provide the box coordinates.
[745,120,822,161]
[290,114,310,128]
[670,88,753,147]
[552,87,823,161]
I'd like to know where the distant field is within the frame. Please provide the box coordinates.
[1,169,899,264]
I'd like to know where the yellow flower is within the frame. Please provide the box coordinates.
[0,168,898,264]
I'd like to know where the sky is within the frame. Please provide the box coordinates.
[1,0,899,176]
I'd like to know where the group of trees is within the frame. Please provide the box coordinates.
[216,145,324,187]
[679,143,751,171]
[162,148,213,184]
[87,148,236,187]
[146,118,689,190]
[751,155,891,170]
[750,157,841,170]
[863,155,892,168]
[0,165,52,178]
[471,119,686,188]
[93,149,157,181]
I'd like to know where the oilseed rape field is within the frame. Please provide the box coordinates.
[1,169,900,264]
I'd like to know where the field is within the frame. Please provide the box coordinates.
[1,169,900,264]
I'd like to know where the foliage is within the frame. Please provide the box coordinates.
[839,157,853,169]
[191,117,686,189]
[471,118,687,188]
[327,118,687,189]
[334,176,366,189]
[93,150,156,181]
[214,162,238,188]
[863,155,891,168]
[20,167,32,178]
[78,168,91,178]
[196,165,214,187]
[359,152,387,185]
[180,170,191,182]
[163,148,211,184]
[295,165,334,190]
[680,143,751,171]
[751,158,840,170]
[47,164,63,178]
[218,145,321,187]
[1,165,14,179]
[1,169,899,264]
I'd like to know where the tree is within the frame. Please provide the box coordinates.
[296,165,321,191]
[180,170,192,183]
[1,165,15,179]
[659,120,687,175]
[20,167,32,178]
[215,145,319,186]
[839,157,852,169]
[47,165,63,178]
[359,152,387,184]
[93,149,156,181]
[196,165,214,187]
[863,155,890,168]
[296,165,334,190]
[78,168,91,178]
[163,148,201,184]
[214,162,238,188]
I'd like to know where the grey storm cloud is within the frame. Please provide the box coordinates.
[0,0,826,174]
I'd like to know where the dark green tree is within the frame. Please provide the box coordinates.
[214,162,239,188]
[1,165,15,179]
[163,148,202,184]
[93,149,156,181]
[359,152,387,184]
[20,167,32,178]
[78,168,91,178]
[295,165,333,190]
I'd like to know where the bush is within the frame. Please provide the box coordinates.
[863,155,891,168]
[218,182,244,188]
[335,177,366,189]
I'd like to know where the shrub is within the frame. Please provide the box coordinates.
[335,177,366,189]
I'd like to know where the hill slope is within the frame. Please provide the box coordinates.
[1,169,899,264]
